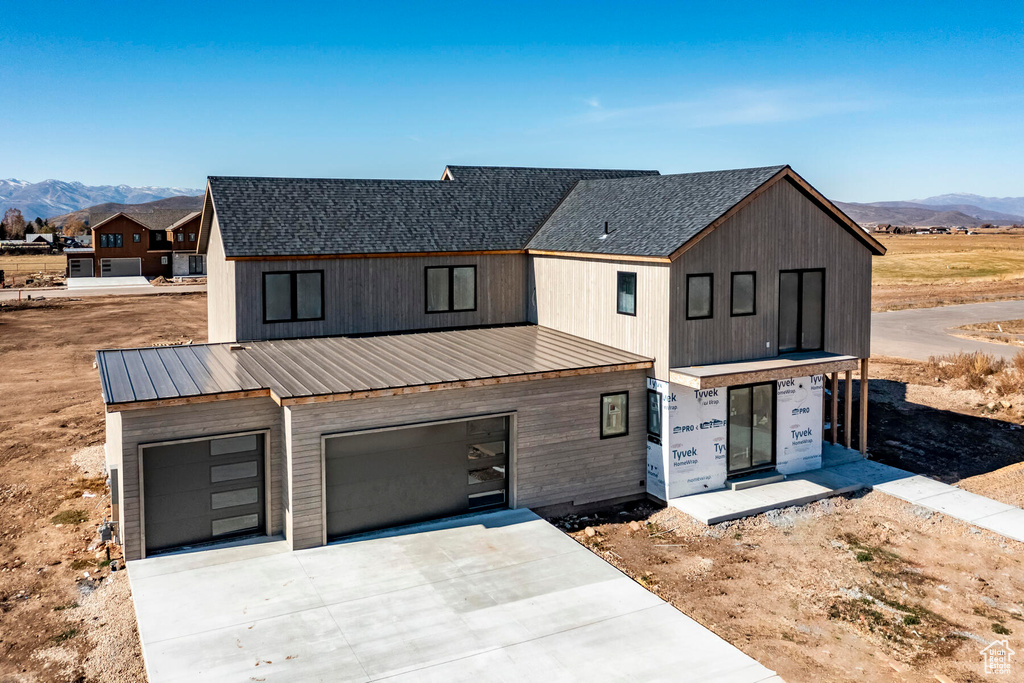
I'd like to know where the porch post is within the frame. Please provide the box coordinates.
[830,372,838,445]
[844,370,853,449]
[859,358,869,455]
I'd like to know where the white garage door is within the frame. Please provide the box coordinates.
[101,258,141,277]
[69,258,94,277]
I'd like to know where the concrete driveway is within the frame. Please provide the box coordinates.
[872,300,1024,360]
[128,509,779,682]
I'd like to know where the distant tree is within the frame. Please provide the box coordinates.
[64,219,88,237]
[1,207,26,239]
[34,217,43,228]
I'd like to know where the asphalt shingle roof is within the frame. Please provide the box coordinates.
[208,167,658,258]
[91,208,199,231]
[526,165,789,257]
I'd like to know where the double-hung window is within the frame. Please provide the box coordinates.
[616,271,637,316]
[263,270,324,323]
[425,265,476,313]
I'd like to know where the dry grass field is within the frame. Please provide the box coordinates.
[0,254,66,274]
[873,234,1024,310]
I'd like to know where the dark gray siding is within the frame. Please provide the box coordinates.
[669,179,872,368]
[232,254,528,342]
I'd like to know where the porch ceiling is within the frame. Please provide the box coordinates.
[669,351,860,389]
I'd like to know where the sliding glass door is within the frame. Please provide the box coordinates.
[727,382,776,476]
[779,269,824,353]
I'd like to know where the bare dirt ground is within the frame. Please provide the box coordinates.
[867,356,1024,508]
[0,294,206,682]
[553,493,1024,683]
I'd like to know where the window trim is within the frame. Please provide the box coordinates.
[262,269,325,324]
[778,268,825,353]
[685,273,714,320]
[599,391,630,439]
[730,271,757,317]
[424,265,477,314]
[100,233,123,248]
[725,381,778,478]
[646,389,662,439]
[132,233,141,243]
[616,271,637,316]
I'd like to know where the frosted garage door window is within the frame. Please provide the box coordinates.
[210,461,258,483]
[211,487,259,510]
[210,434,258,456]
[211,513,259,536]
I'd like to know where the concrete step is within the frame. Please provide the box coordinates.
[730,472,785,491]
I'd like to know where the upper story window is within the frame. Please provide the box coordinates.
[177,232,185,242]
[616,271,637,316]
[263,270,324,323]
[188,233,196,241]
[779,269,824,352]
[686,273,713,320]
[425,265,476,313]
[133,233,141,243]
[730,272,756,317]
[100,233,123,248]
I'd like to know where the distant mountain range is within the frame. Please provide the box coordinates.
[2,175,1020,231]
[47,194,206,228]
[0,178,202,222]
[836,194,1024,228]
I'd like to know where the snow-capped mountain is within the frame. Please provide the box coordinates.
[0,178,203,220]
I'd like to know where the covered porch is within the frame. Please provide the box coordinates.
[669,351,871,456]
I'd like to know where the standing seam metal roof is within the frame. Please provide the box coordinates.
[96,325,652,406]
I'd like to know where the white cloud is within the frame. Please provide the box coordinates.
[576,85,876,129]
[584,97,601,109]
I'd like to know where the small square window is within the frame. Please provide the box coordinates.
[731,272,756,316]
[600,391,629,439]
[686,273,713,320]
[425,265,476,313]
[188,233,196,241]
[160,255,168,265]
[133,233,141,243]
[616,271,636,316]
[177,233,184,242]
[647,389,662,438]
[263,270,324,323]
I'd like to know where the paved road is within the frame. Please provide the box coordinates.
[0,284,206,301]
[872,300,1024,360]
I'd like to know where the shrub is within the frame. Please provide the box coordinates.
[903,614,921,625]
[928,351,1004,390]
[1013,349,1024,374]
[993,623,1012,635]
[855,551,874,562]
[50,509,88,525]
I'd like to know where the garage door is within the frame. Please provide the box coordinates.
[69,258,93,277]
[325,416,509,539]
[101,258,141,276]
[142,433,265,555]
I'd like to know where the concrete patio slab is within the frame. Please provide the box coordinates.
[129,509,778,682]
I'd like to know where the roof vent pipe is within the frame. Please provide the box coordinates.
[604,221,610,234]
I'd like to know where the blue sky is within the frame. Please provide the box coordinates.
[1,2,1021,201]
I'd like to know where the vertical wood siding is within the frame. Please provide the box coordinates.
[206,215,236,343]
[530,256,671,379]
[669,179,873,368]
[284,370,649,550]
[113,398,283,561]
[231,254,528,342]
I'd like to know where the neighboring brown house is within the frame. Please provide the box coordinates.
[167,211,206,276]
[66,208,201,278]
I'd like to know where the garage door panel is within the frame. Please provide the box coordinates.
[325,417,509,540]
[143,434,266,554]
[101,258,142,277]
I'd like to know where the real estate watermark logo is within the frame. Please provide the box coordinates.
[980,639,1014,675]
